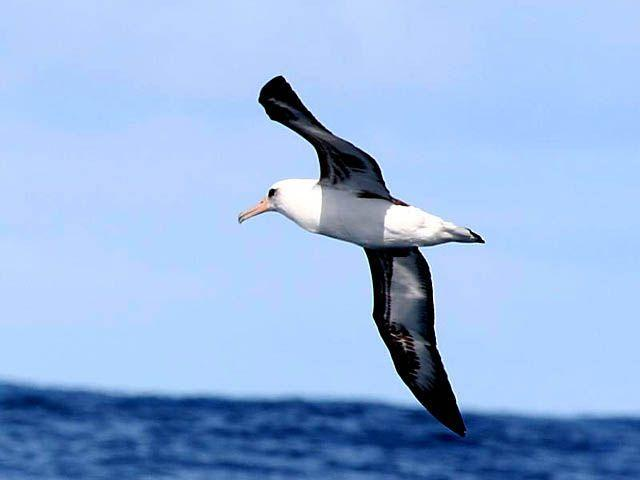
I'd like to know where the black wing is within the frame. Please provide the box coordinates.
[364,247,466,436]
[259,75,391,198]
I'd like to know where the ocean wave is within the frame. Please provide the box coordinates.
[1,382,639,479]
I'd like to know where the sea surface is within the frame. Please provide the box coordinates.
[1,383,639,479]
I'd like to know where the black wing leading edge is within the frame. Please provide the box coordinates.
[364,247,466,436]
[258,75,392,199]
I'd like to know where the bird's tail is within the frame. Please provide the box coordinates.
[448,226,485,244]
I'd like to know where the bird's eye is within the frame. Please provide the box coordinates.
[268,188,277,198]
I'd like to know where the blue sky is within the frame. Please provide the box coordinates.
[1,1,638,414]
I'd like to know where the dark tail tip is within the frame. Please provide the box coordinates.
[467,229,485,244]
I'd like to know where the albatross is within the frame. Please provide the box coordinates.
[238,76,484,437]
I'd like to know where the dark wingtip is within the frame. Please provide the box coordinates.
[468,229,485,244]
[258,75,289,106]
[418,385,467,438]
[437,411,467,437]
[452,424,467,437]
[257,75,326,130]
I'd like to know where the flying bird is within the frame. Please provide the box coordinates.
[239,76,484,437]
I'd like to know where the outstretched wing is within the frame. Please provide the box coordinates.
[259,75,391,199]
[364,247,466,436]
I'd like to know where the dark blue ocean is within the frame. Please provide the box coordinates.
[1,383,639,479]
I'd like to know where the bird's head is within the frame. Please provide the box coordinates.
[237,182,284,224]
[238,179,317,224]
